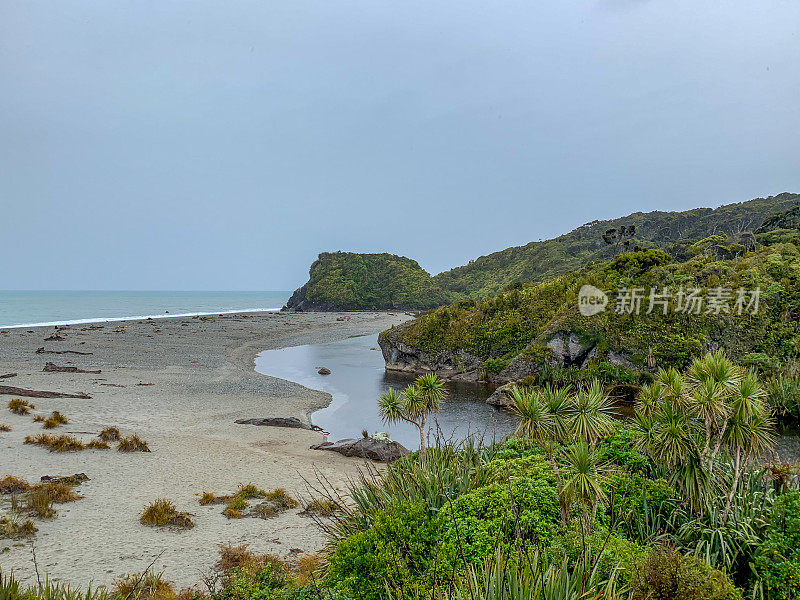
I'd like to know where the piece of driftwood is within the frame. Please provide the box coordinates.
[43,362,101,374]
[0,373,17,379]
[0,385,91,399]
[36,347,93,355]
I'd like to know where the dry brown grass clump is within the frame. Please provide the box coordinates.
[0,512,37,538]
[202,484,298,520]
[293,553,326,585]
[24,487,56,518]
[0,475,30,494]
[87,439,110,450]
[42,411,70,429]
[29,481,81,504]
[118,434,150,452]
[215,544,285,575]
[140,498,195,529]
[303,498,338,516]
[0,424,11,432]
[24,433,85,452]
[8,399,34,415]
[32,415,45,422]
[112,571,177,600]
[98,426,121,441]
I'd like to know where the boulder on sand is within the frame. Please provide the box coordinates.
[235,417,324,432]
[311,437,410,462]
[317,367,331,375]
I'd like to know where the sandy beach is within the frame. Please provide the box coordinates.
[0,311,410,588]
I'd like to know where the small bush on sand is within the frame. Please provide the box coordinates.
[264,488,298,509]
[250,503,278,519]
[42,411,70,429]
[8,399,33,415]
[0,512,37,538]
[112,571,177,600]
[198,492,216,506]
[140,499,194,529]
[87,439,110,450]
[0,424,11,432]
[222,506,242,519]
[303,498,338,516]
[98,426,121,441]
[33,415,45,422]
[24,433,85,452]
[0,475,30,495]
[118,434,150,452]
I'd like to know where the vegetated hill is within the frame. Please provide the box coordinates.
[283,251,451,311]
[380,232,800,387]
[433,192,800,298]
[285,192,800,310]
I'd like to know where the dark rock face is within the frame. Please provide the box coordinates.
[485,383,516,409]
[379,325,484,382]
[311,437,410,462]
[234,417,323,432]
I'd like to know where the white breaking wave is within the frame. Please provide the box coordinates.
[1,307,282,329]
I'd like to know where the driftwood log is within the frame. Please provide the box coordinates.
[43,362,101,374]
[0,385,91,399]
[36,347,93,355]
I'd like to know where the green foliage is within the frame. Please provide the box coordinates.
[326,501,442,600]
[631,546,743,600]
[753,491,800,600]
[285,251,452,310]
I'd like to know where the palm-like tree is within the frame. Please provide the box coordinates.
[562,441,608,534]
[567,380,615,447]
[378,372,446,457]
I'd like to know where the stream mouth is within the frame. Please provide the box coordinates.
[255,334,800,460]
[254,333,518,449]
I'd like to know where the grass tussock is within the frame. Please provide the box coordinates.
[86,439,110,450]
[112,571,177,600]
[0,475,30,494]
[8,399,34,415]
[29,481,81,504]
[303,498,338,516]
[117,434,150,452]
[215,544,285,575]
[0,512,37,538]
[24,433,85,452]
[0,424,11,432]
[24,487,56,518]
[42,411,70,429]
[140,498,194,529]
[32,415,45,422]
[293,553,326,585]
[264,488,298,509]
[98,426,121,441]
[198,492,216,505]
[203,484,298,519]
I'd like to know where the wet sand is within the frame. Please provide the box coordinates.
[0,311,410,589]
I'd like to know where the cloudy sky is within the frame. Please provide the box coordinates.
[2,1,799,290]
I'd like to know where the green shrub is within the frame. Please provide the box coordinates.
[632,546,742,600]
[326,501,442,600]
[754,491,800,600]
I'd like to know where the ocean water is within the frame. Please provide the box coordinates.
[0,290,290,328]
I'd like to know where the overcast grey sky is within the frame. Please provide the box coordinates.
[2,1,799,290]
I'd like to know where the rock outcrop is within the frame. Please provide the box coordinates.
[235,417,324,432]
[311,437,410,462]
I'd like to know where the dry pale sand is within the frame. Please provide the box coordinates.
[0,311,410,589]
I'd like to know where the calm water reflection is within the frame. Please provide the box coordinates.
[255,334,518,449]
